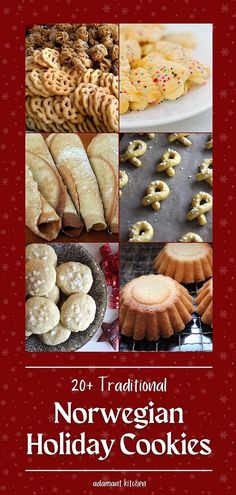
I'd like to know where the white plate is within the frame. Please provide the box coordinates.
[120,24,212,131]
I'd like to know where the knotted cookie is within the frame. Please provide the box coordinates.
[120,140,147,168]
[142,180,170,211]
[179,232,203,242]
[195,158,213,187]
[128,220,154,242]
[119,170,128,197]
[156,149,181,177]
[168,133,192,147]
[187,192,212,226]
[205,135,213,150]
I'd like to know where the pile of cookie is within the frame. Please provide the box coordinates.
[25,244,96,346]
[25,24,118,132]
[120,24,210,114]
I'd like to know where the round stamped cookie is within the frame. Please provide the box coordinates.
[26,296,60,334]
[26,243,57,266]
[26,258,56,296]
[39,322,71,346]
[56,262,93,296]
[61,293,96,332]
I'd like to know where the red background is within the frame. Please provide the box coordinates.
[1,0,236,493]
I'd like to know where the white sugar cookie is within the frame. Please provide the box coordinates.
[45,284,60,304]
[61,293,96,332]
[56,262,93,296]
[39,322,71,346]
[26,296,60,334]
[26,258,56,296]
[26,243,57,266]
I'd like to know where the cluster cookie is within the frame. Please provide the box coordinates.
[120,24,210,114]
[25,244,96,346]
[25,24,118,132]
[26,24,118,74]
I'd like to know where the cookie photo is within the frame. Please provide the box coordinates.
[26,258,56,296]
[61,293,96,332]
[39,322,71,346]
[26,296,60,334]
[45,284,60,304]
[26,243,57,266]
[56,261,93,295]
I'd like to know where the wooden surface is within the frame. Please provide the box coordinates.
[26,227,119,244]
[26,132,119,245]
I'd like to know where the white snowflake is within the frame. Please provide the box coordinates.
[221,48,229,56]
[103,4,111,12]
[221,5,229,13]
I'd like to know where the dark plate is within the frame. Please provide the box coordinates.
[26,243,107,352]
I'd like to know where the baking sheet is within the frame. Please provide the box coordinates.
[119,133,212,242]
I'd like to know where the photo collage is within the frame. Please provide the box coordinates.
[25,23,213,352]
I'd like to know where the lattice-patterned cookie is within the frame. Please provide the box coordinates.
[43,68,76,95]
[30,96,54,125]
[61,94,84,124]
[27,70,50,97]
[41,48,61,69]
[61,120,80,132]
[33,49,49,68]
[74,83,97,116]
[26,55,41,72]
[43,96,65,124]
[100,94,118,132]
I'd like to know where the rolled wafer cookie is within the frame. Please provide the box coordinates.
[25,165,61,241]
[26,133,67,215]
[26,150,66,217]
[87,134,119,233]
[26,134,83,236]
[61,193,84,237]
[46,133,107,232]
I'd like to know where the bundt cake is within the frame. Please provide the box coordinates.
[120,274,194,340]
[195,278,213,326]
[154,243,212,284]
